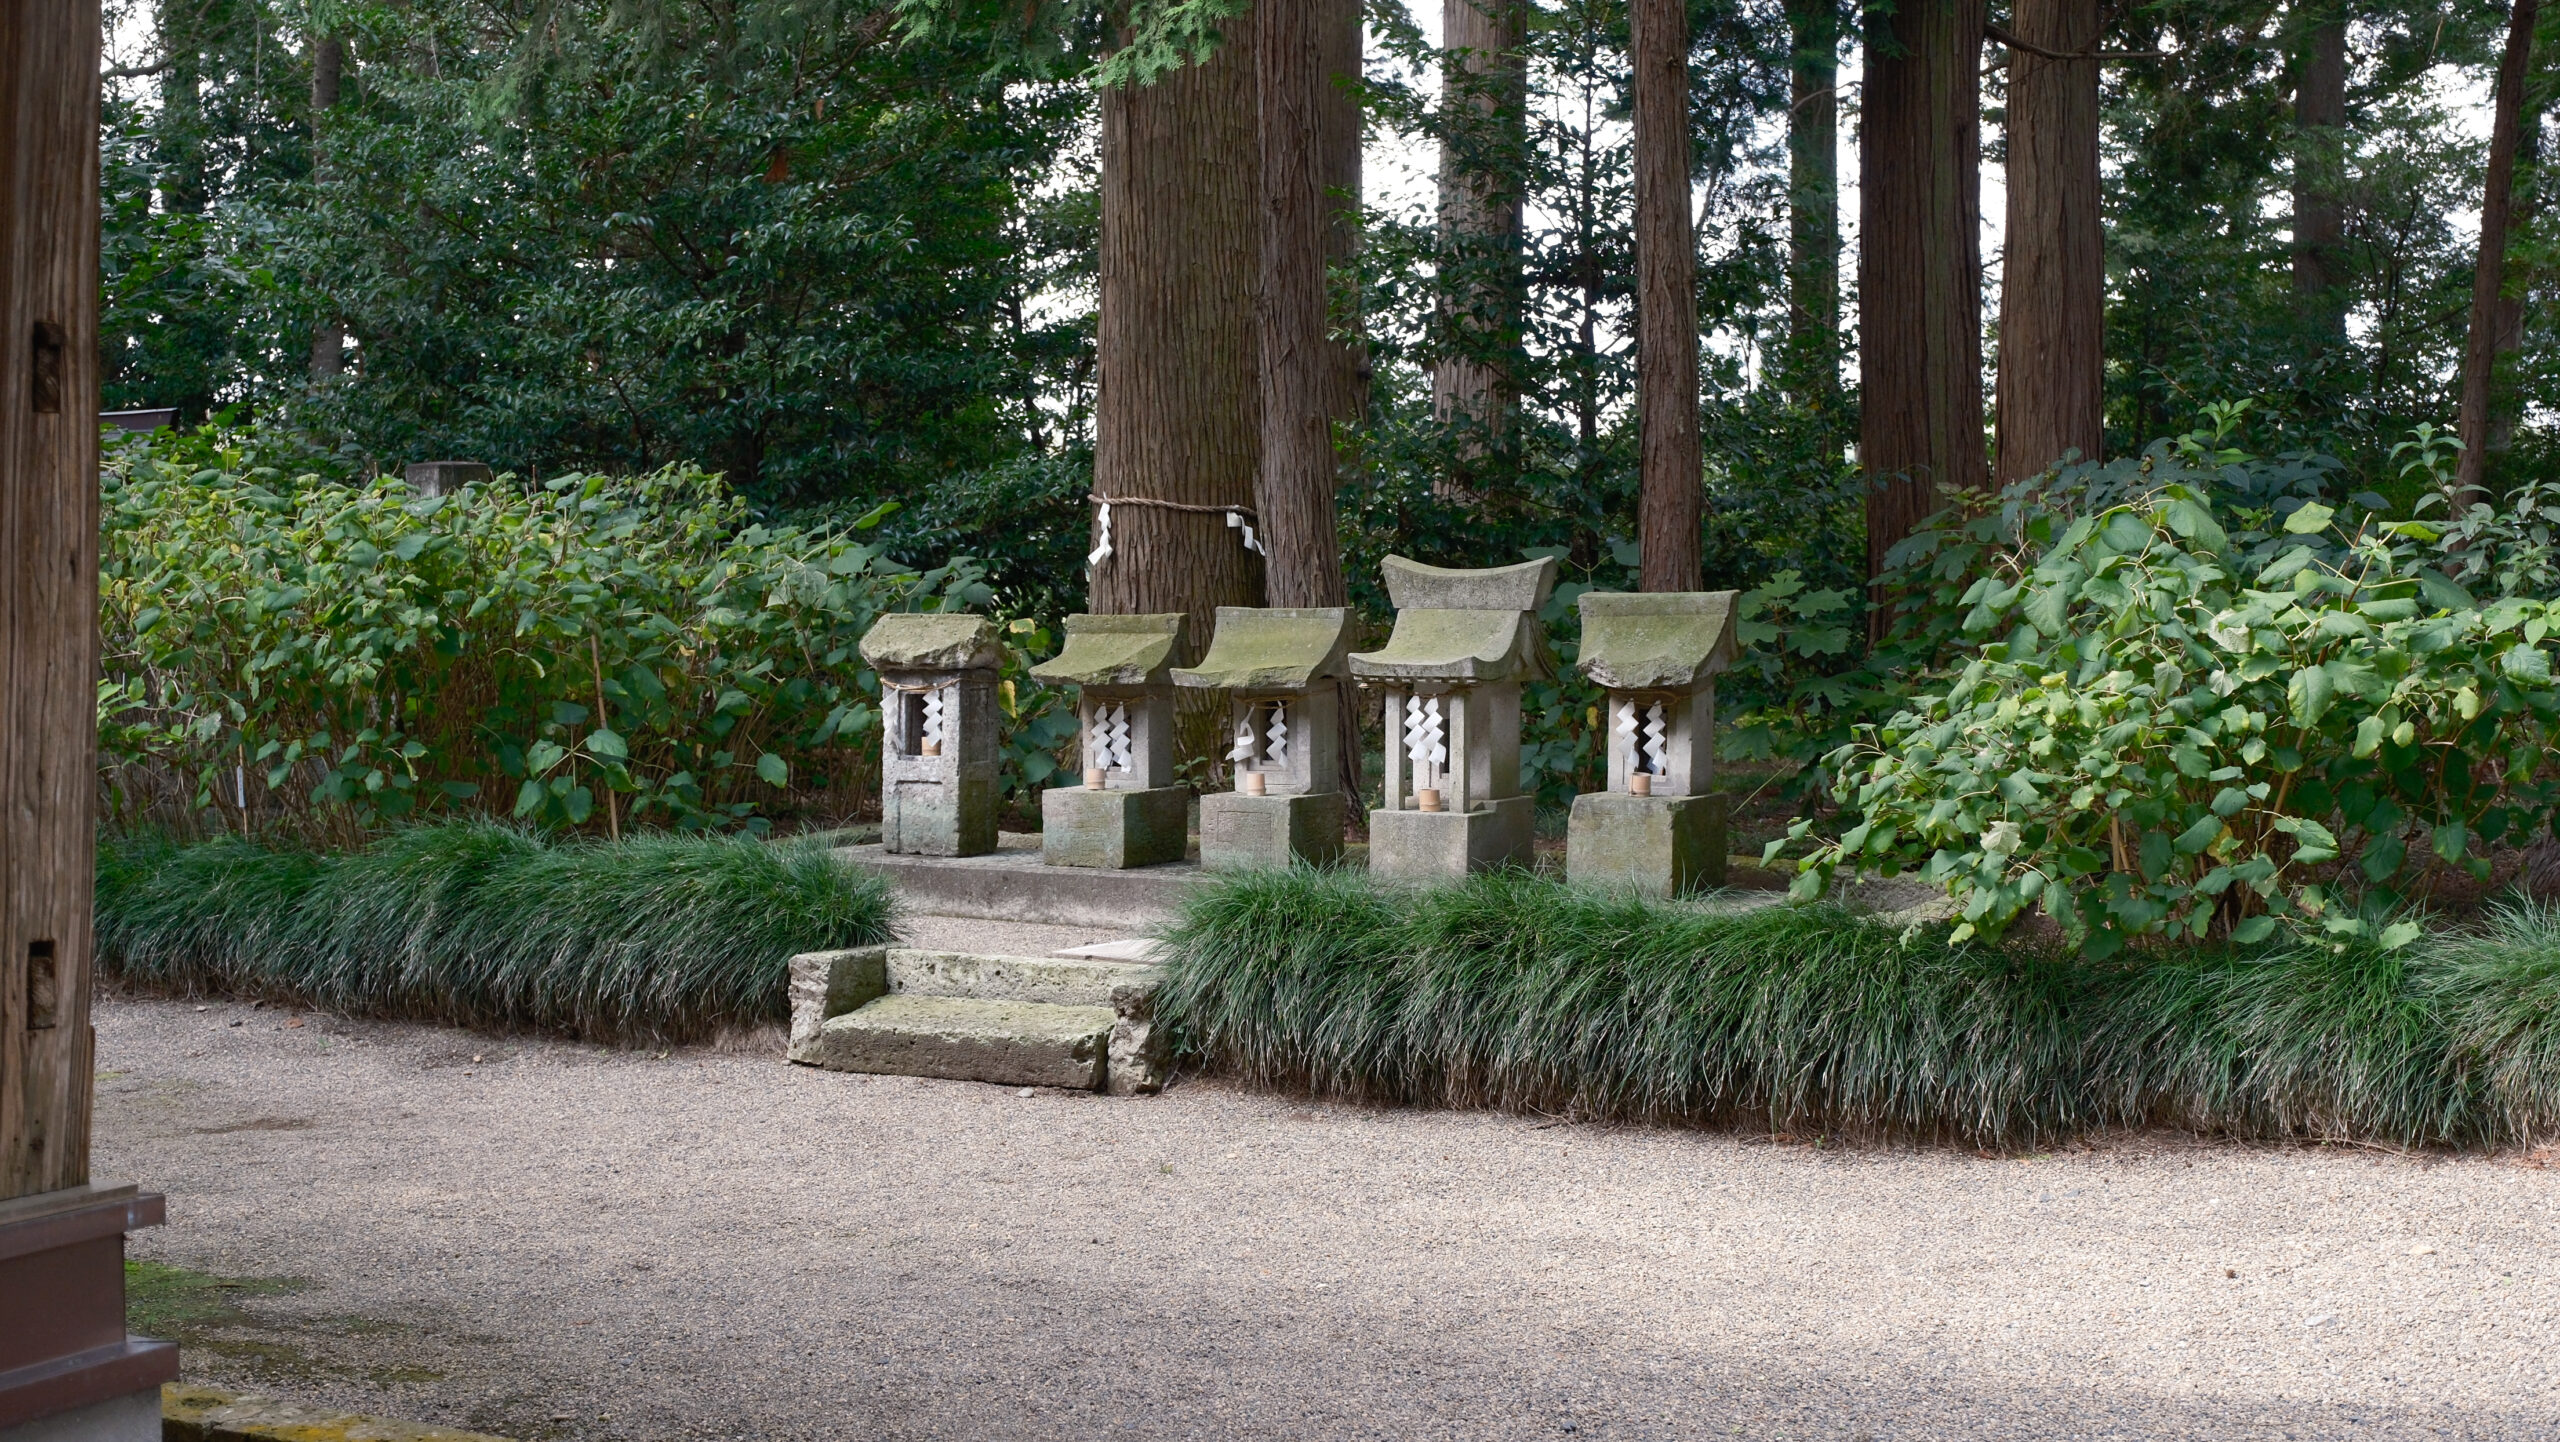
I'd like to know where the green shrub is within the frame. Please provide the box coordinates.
[1157,868,2560,1149]
[96,822,894,1041]
[99,426,1077,839]
[1788,421,2560,956]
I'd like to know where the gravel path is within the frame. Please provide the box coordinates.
[94,987,2560,1442]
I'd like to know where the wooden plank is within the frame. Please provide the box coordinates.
[0,0,104,1203]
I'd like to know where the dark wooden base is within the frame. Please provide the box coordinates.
[0,1186,175,1433]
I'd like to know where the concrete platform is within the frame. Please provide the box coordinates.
[838,832,1208,928]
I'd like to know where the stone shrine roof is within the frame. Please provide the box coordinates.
[1380,554,1558,613]
[857,612,1002,672]
[1349,608,1549,684]
[1028,613,1184,688]
[1172,607,1353,691]
[1575,590,1740,691]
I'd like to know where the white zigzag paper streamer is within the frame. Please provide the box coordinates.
[1405,694,1447,781]
[1230,714,1257,763]
[1643,702,1668,775]
[1225,509,1264,555]
[1088,503,1114,567]
[921,690,945,750]
[1264,701,1288,769]
[1614,699,1639,763]
[1106,703,1133,771]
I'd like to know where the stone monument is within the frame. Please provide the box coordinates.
[1173,606,1355,870]
[1029,612,1190,869]
[1564,590,1739,895]
[858,611,1001,857]
[1353,555,1556,880]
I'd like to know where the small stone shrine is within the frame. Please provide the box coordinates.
[1173,606,1356,870]
[858,612,1001,857]
[1564,590,1739,895]
[1029,612,1189,869]
[1353,555,1556,880]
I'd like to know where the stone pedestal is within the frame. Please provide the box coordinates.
[1041,785,1189,869]
[1565,791,1727,896]
[1200,791,1343,872]
[1367,796,1535,881]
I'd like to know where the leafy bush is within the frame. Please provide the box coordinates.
[96,823,896,1042]
[1157,868,2560,1149]
[100,426,1076,839]
[1788,416,2560,955]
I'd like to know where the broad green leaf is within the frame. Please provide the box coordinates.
[2283,500,2336,535]
[756,751,790,786]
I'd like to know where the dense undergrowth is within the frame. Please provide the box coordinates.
[1155,867,2560,1150]
[95,823,895,1042]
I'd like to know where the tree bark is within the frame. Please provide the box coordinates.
[1859,0,1987,612]
[2292,3,2349,339]
[2489,111,2543,460]
[2455,0,2540,506]
[1631,0,1702,593]
[1256,0,1347,612]
[1786,0,1841,412]
[1433,0,1526,495]
[1091,25,1265,667]
[1992,0,2104,486]
[1319,0,1366,432]
[309,35,346,381]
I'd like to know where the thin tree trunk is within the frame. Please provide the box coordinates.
[1433,0,1527,496]
[1992,0,2104,486]
[2292,3,2349,339]
[1786,0,1841,414]
[1859,0,1987,618]
[1092,26,1265,666]
[2490,112,2543,459]
[1631,0,1702,593]
[2456,0,2540,506]
[1256,1,1346,613]
[309,35,345,381]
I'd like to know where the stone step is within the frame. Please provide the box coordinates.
[799,994,1115,1090]
[885,948,1153,1007]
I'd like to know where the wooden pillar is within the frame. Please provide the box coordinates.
[0,0,177,1432]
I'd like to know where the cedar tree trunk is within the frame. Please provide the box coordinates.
[1992,0,2104,485]
[1859,0,1988,609]
[1631,0,1703,592]
[1256,0,1347,611]
[2456,0,2540,505]
[1787,0,1842,411]
[310,35,346,380]
[2292,3,2349,338]
[1433,0,1527,494]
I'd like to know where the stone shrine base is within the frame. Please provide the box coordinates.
[839,834,1204,929]
[1564,790,1728,896]
[1199,791,1344,872]
[1366,796,1535,882]
[1040,785,1188,869]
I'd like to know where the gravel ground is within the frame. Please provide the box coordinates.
[94,977,2560,1442]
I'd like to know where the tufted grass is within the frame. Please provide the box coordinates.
[1155,868,2560,1150]
[96,822,896,1043]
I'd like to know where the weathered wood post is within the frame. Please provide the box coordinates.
[0,0,181,1436]
[1032,613,1189,869]
[1564,591,1738,895]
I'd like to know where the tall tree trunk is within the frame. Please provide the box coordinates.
[1256,1,1346,612]
[1091,27,1265,669]
[1859,0,1987,615]
[1433,0,1527,496]
[2456,0,2540,506]
[1992,0,2104,485]
[1786,0,1841,415]
[309,35,346,381]
[2292,3,2349,339]
[1320,0,1366,432]
[1631,0,1702,592]
[2490,111,2543,460]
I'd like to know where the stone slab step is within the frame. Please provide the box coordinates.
[800,994,1114,1090]
[838,833,1206,928]
[885,948,1153,1007]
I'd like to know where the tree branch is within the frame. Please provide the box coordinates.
[1983,21,2161,63]
[102,56,175,80]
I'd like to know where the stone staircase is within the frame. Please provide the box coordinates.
[784,945,1166,1094]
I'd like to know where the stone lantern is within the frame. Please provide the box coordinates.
[1565,590,1739,895]
[1352,555,1556,881]
[1029,612,1189,869]
[1173,606,1355,871]
[858,612,1002,858]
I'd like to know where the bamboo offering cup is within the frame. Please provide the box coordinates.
[1417,788,1444,813]
[1085,768,1106,790]
[1244,771,1268,797]
[1629,772,1653,797]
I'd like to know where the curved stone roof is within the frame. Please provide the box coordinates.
[1172,607,1353,691]
[857,612,1002,672]
[1380,554,1558,613]
[1574,590,1740,691]
[1028,613,1184,688]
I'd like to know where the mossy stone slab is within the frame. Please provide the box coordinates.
[1173,607,1352,692]
[1349,609,1548,682]
[1028,612,1184,687]
[1576,591,1741,691]
[858,612,1001,672]
[1380,554,1558,613]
